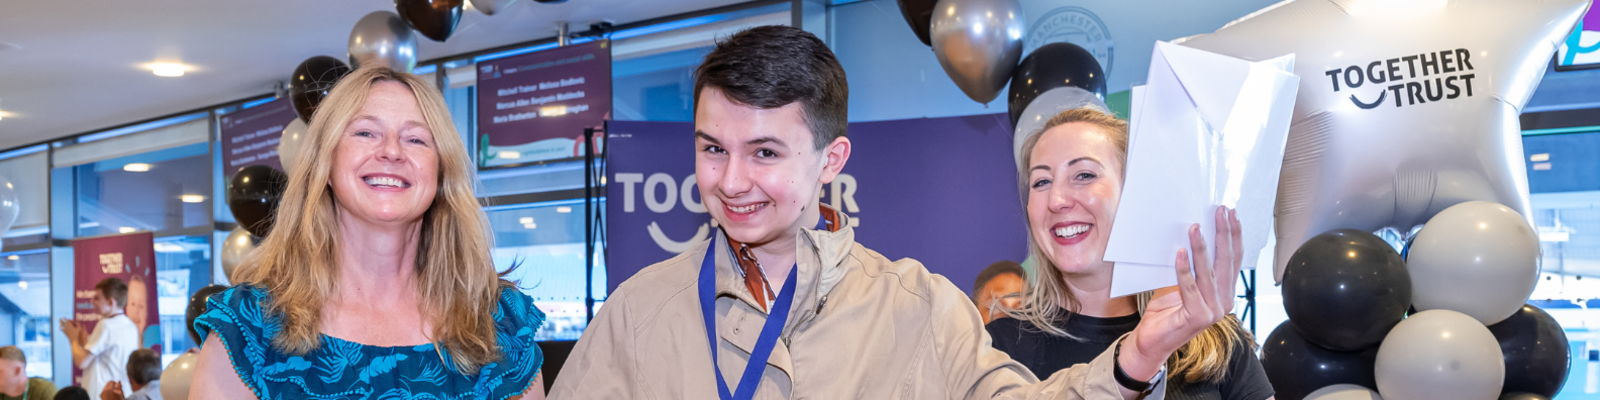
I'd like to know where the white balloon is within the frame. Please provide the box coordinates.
[1175,0,1590,283]
[220,227,260,285]
[1375,310,1504,400]
[160,350,199,400]
[0,175,18,247]
[1407,201,1539,325]
[1305,384,1383,400]
[470,0,517,16]
[1011,87,1109,170]
[277,118,308,175]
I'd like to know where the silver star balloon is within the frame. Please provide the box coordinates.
[1176,0,1590,283]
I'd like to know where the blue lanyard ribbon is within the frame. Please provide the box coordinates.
[699,231,799,400]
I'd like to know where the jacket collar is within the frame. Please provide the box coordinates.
[711,206,856,329]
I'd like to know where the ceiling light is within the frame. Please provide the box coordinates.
[556,206,572,213]
[519,217,534,224]
[5,255,16,261]
[523,223,537,230]
[1530,153,1550,162]
[180,194,205,203]
[118,227,137,233]
[149,63,188,77]
[123,163,151,172]
[16,281,25,290]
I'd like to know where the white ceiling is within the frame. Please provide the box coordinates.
[0,0,745,151]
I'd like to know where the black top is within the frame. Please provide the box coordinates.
[987,311,1275,400]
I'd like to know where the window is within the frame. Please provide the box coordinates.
[487,200,605,341]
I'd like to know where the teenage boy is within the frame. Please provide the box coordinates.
[550,25,1239,399]
[59,278,138,398]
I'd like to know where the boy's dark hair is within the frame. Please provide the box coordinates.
[125,348,162,386]
[95,277,127,308]
[972,260,1026,304]
[694,25,848,150]
[54,386,90,400]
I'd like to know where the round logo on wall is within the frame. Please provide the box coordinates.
[1025,6,1113,73]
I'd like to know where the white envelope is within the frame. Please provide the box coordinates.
[1106,41,1299,298]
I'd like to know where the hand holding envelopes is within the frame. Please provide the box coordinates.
[1105,41,1299,298]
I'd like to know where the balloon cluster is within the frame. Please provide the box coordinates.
[897,0,1109,164]
[221,165,287,283]
[1264,201,1563,400]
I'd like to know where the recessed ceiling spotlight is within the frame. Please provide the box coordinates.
[148,62,189,77]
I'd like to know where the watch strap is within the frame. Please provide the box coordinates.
[1113,340,1161,394]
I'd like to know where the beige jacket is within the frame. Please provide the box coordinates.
[549,212,1125,399]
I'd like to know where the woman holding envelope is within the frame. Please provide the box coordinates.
[987,107,1275,400]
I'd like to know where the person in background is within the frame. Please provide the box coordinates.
[51,387,88,400]
[986,107,1272,400]
[59,278,137,398]
[972,261,1027,323]
[189,65,546,399]
[549,25,1244,399]
[124,275,159,350]
[0,346,57,400]
[98,349,160,400]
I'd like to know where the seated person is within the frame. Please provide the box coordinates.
[987,107,1273,400]
[99,348,161,400]
[549,25,1245,399]
[973,261,1026,323]
[0,345,58,400]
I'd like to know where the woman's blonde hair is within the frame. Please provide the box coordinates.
[1007,106,1253,383]
[235,65,508,374]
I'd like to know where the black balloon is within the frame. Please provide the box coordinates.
[1489,304,1571,398]
[1282,229,1412,351]
[1261,322,1379,400]
[1500,393,1552,400]
[290,56,352,123]
[1007,42,1107,128]
[228,165,289,238]
[895,0,936,46]
[185,285,230,344]
[396,0,465,42]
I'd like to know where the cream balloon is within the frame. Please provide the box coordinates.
[1375,310,1505,400]
[277,118,308,174]
[1175,0,1590,283]
[1406,201,1539,325]
[160,350,199,400]
[220,227,260,285]
[470,0,516,15]
[1305,384,1383,400]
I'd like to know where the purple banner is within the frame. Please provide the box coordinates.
[219,98,295,175]
[605,114,1028,295]
[71,232,159,386]
[477,40,612,168]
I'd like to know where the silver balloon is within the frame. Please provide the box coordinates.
[1175,0,1591,283]
[470,0,517,16]
[1305,384,1383,400]
[277,118,308,175]
[160,350,198,400]
[1011,87,1108,169]
[929,0,1025,104]
[1407,201,1539,325]
[348,11,418,73]
[220,227,260,285]
[0,175,18,248]
[1376,310,1505,400]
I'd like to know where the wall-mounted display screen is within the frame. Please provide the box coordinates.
[477,40,612,169]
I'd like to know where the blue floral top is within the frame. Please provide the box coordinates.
[195,285,545,400]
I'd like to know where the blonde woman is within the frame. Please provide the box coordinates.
[189,66,546,399]
[987,107,1273,400]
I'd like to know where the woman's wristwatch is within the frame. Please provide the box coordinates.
[1113,340,1167,395]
